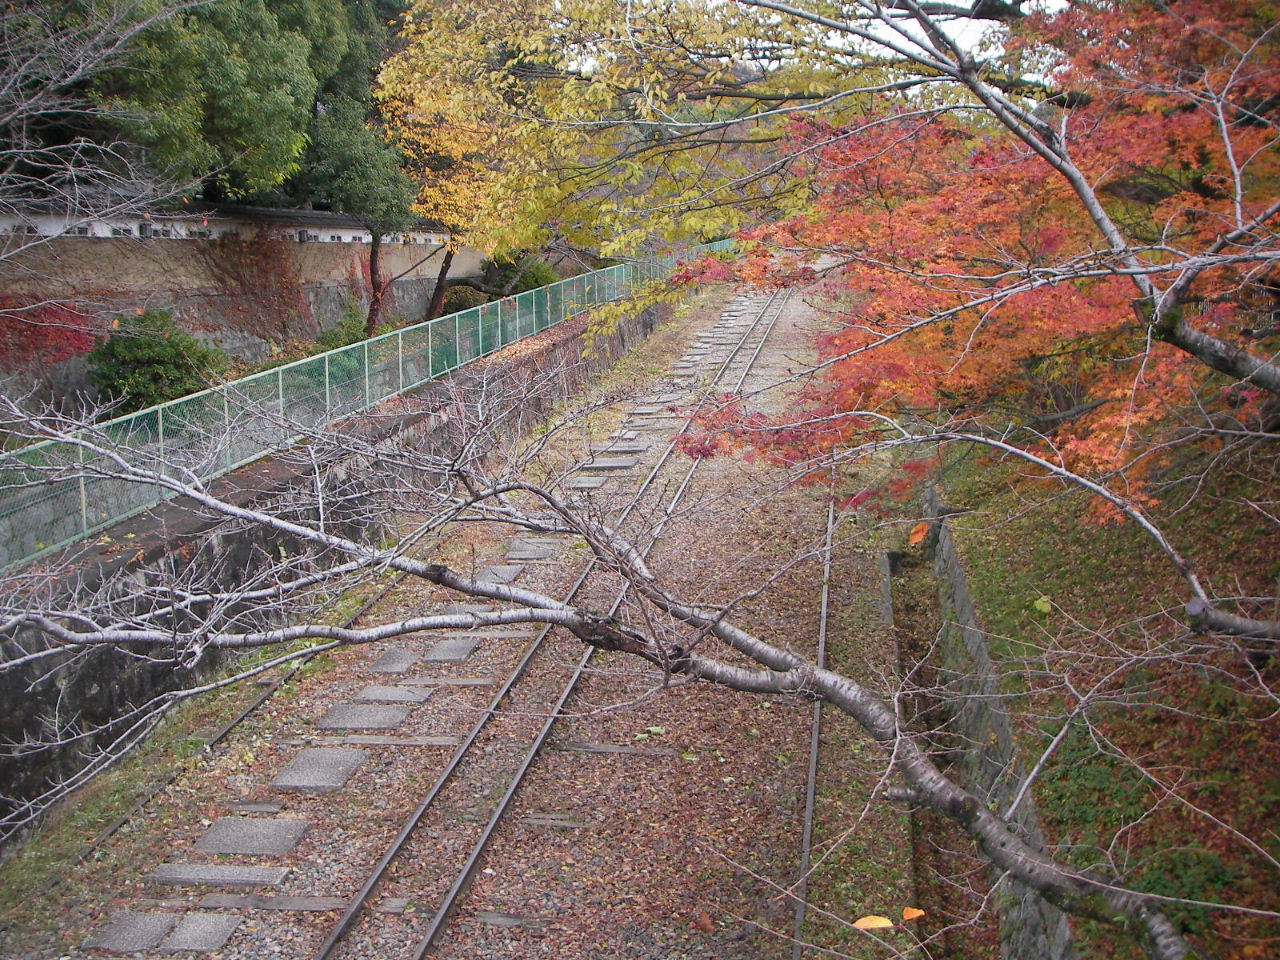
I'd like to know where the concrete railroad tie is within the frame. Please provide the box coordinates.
[85,910,242,954]
[579,456,640,472]
[369,648,422,674]
[271,746,367,793]
[317,703,413,730]
[424,635,482,662]
[195,817,310,855]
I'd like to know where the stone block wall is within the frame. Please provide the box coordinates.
[924,485,1078,960]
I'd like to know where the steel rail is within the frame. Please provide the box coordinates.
[791,490,837,960]
[313,289,788,960]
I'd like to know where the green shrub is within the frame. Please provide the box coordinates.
[440,284,490,314]
[87,311,226,414]
[314,301,405,352]
[484,255,559,295]
[511,259,558,293]
[316,307,367,351]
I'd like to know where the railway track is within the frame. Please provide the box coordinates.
[317,289,791,959]
[42,290,779,892]
[62,287,827,960]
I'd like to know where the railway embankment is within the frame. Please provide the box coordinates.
[0,302,669,850]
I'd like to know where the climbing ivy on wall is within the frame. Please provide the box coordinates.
[196,230,315,344]
[0,298,100,373]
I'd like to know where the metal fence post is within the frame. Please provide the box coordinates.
[363,341,370,407]
[157,406,165,467]
[223,391,232,470]
[77,443,88,534]
[325,353,331,411]
[428,322,434,378]
[397,330,405,393]
[455,311,462,367]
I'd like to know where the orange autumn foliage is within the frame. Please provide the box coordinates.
[679,0,1278,513]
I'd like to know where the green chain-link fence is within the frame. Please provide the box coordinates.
[0,243,732,569]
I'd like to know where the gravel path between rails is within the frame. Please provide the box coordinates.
[0,284,913,960]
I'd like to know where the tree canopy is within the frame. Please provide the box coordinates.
[97,0,318,195]
[386,0,1279,513]
[0,0,427,280]
[88,0,409,199]
[680,0,1280,517]
[0,2,191,243]
[302,97,417,237]
[380,0,838,253]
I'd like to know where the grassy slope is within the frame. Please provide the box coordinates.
[936,449,1279,959]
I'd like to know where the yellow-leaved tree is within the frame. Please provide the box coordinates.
[378,0,857,262]
[378,62,511,318]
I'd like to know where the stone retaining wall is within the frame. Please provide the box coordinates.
[0,235,486,400]
[923,485,1077,960]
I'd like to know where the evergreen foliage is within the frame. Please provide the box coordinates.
[87,311,225,413]
[439,284,490,313]
[302,97,417,236]
[507,260,558,295]
[87,0,410,200]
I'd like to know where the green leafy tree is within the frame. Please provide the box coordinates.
[97,0,320,195]
[91,0,408,198]
[304,98,419,335]
[244,1,419,336]
[317,0,408,101]
[100,0,419,337]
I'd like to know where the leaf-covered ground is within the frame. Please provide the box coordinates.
[932,454,1280,959]
[0,285,915,960]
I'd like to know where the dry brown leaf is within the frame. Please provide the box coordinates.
[854,915,895,930]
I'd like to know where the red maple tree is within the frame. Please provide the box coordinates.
[685,0,1279,516]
